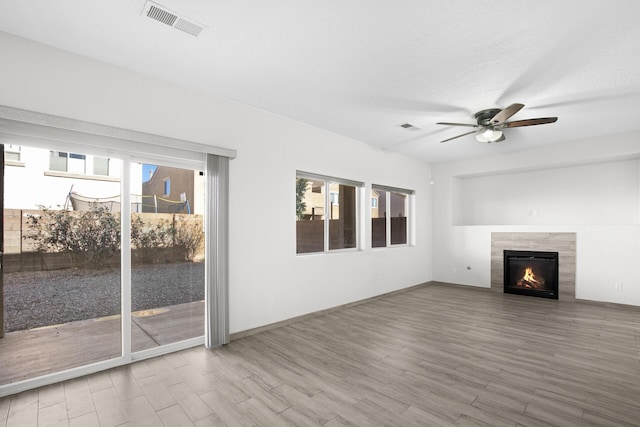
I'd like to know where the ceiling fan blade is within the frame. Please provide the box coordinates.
[440,130,478,143]
[490,103,525,124]
[503,117,558,128]
[436,122,479,128]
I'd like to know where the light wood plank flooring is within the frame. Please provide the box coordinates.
[1,282,639,426]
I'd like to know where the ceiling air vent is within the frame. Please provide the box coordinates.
[400,123,420,130]
[142,1,205,37]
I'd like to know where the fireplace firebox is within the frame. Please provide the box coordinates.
[504,250,559,299]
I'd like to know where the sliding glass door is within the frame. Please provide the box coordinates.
[0,145,207,388]
[1,144,123,385]
[130,161,205,352]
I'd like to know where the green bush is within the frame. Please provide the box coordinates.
[25,208,206,267]
[26,205,120,268]
[173,215,205,261]
[131,215,173,263]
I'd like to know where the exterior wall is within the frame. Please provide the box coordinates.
[141,165,196,214]
[370,190,380,218]
[300,181,355,220]
[4,145,125,210]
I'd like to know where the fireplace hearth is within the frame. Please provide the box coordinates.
[504,250,559,299]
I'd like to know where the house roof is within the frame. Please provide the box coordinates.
[1,0,639,163]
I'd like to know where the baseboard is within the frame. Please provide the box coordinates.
[229,281,433,341]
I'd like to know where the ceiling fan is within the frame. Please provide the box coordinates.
[436,103,557,143]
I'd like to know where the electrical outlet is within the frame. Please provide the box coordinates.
[268,297,275,307]
[614,282,623,291]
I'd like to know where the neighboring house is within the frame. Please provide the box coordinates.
[2,145,205,215]
[299,180,358,220]
[141,165,204,215]
[370,189,380,218]
[3,145,141,210]
[300,183,384,220]
[299,179,326,220]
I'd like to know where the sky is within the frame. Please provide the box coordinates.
[142,164,157,182]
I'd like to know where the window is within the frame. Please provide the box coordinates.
[93,156,110,176]
[296,172,362,254]
[68,153,86,174]
[4,144,21,161]
[49,150,68,171]
[371,185,413,248]
[48,151,115,176]
[163,178,171,196]
[330,192,339,205]
[49,151,87,174]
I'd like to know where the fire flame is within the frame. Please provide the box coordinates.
[522,267,539,284]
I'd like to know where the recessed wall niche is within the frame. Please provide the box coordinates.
[453,159,639,226]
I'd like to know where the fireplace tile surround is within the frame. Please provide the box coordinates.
[491,232,576,301]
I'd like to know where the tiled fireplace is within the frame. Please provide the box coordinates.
[491,232,576,301]
[504,250,559,299]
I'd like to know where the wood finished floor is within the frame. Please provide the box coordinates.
[1,282,639,426]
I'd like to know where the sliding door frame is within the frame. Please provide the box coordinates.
[0,106,234,397]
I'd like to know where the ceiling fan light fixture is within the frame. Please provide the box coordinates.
[436,103,557,144]
[475,129,503,143]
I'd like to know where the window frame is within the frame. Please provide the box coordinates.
[49,150,69,172]
[68,153,86,174]
[371,184,414,248]
[329,191,339,205]
[0,104,234,397]
[296,171,363,255]
[163,177,171,196]
[93,156,110,176]
[4,144,21,161]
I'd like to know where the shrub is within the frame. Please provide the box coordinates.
[295,178,308,220]
[25,208,205,267]
[173,215,205,261]
[131,215,173,263]
[25,205,120,268]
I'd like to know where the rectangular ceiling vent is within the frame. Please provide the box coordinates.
[400,123,420,130]
[142,1,205,37]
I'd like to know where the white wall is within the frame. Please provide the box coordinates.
[454,159,639,226]
[432,135,640,306]
[4,146,126,210]
[0,32,433,333]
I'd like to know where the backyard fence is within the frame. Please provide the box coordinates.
[3,209,204,273]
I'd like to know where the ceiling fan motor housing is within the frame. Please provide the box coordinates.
[474,108,502,126]
[473,109,504,142]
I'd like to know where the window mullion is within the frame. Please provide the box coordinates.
[324,180,330,252]
[121,157,132,361]
[386,192,391,247]
[404,195,410,245]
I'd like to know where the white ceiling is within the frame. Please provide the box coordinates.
[1,0,640,163]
